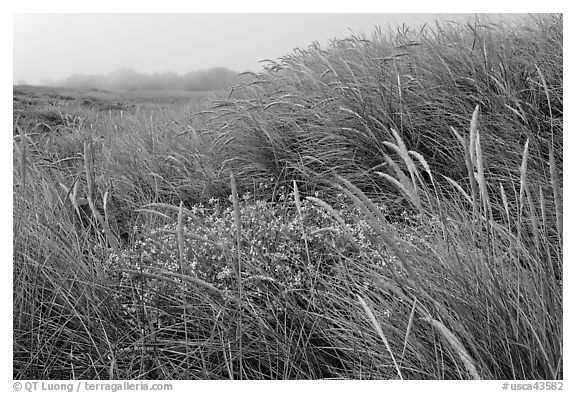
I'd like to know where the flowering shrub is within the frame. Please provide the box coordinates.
[107,192,423,310]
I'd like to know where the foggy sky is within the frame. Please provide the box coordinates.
[14,13,512,85]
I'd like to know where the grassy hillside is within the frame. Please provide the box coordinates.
[13,14,562,380]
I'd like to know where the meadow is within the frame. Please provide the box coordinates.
[13,14,562,380]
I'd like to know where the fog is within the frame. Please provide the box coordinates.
[14,13,523,87]
[40,67,241,91]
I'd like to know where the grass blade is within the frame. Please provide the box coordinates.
[230,172,244,379]
[421,316,481,380]
[549,143,562,243]
[357,294,403,380]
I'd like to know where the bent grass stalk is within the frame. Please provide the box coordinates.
[469,105,481,223]
[294,180,312,269]
[177,201,185,272]
[120,268,224,302]
[357,294,403,379]
[474,129,493,227]
[337,176,422,293]
[18,124,27,189]
[305,196,358,248]
[450,126,479,220]
[400,297,418,366]
[548,143,562,244]
[230,172,244,379]
[519,139,530,214]
[83,139,120,253]
[421,316,481,380]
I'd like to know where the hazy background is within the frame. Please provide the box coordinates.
[13,13,524,88]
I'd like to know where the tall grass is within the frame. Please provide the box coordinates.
[13,160,124,378]
[209,15,561,203]
[14,14,562,380]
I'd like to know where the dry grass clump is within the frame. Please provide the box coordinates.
[208,15,561,205]
[13,161,126,378]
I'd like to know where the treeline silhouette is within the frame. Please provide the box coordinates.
[41,67,241,91]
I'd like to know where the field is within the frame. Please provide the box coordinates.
[13,14,562,380]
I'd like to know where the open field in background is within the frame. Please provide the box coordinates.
[13,14,562,380]
[14,85,215,130]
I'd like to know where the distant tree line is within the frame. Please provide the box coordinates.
[39,67,241,91]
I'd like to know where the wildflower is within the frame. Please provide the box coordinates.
[217,266,232,280]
